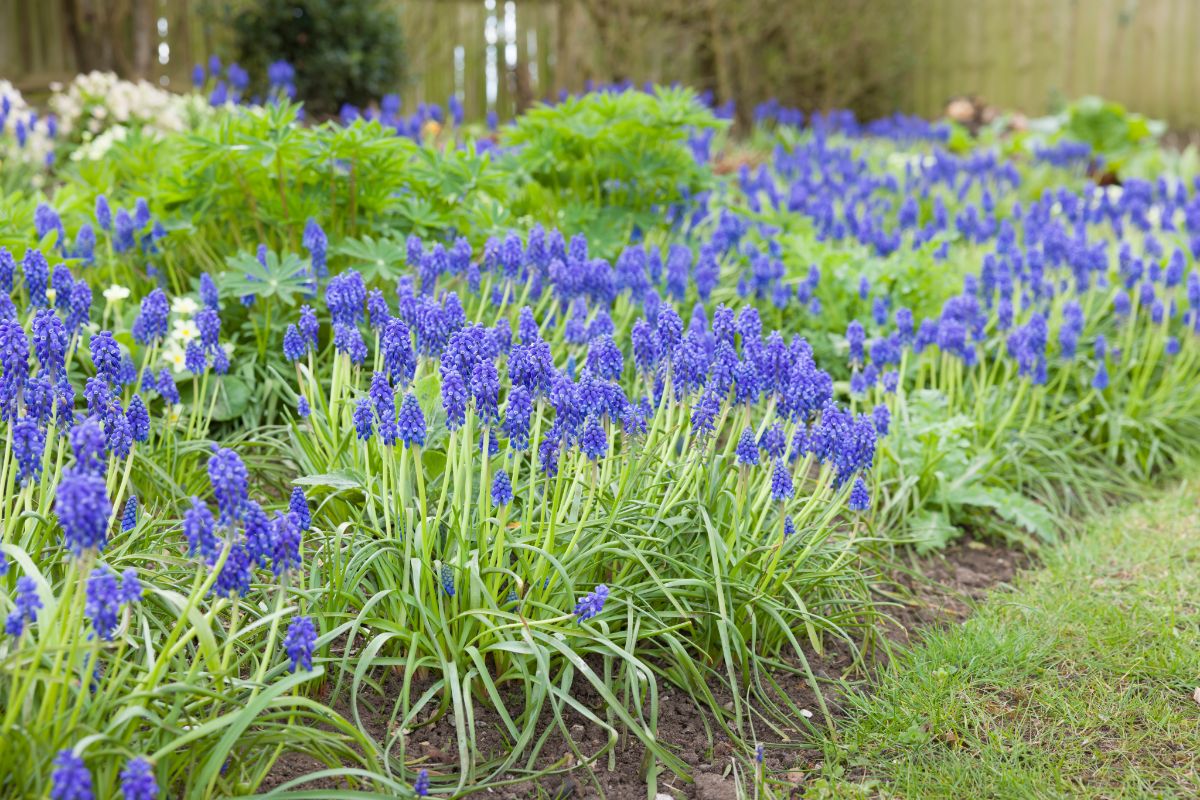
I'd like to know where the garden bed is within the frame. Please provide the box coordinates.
[1,71,1199,799]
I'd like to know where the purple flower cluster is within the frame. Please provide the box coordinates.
[283,615,317,672]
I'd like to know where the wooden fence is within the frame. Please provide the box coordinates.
[908,0,1200,127]
[5,0,1200,128]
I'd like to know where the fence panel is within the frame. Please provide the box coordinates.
[907,0,1200,128]
[6,0,1200,128]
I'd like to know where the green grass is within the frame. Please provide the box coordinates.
[809,479,1200,799]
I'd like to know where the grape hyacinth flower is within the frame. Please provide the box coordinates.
[127,395,150,442]
[440,563,455,597]
[183,497,219,564]
[22,249,49,307]
[872,404,891,436]
[846,320,865,364]
[120,569,142,604]
[769,459,794,502]
[13,417,45,485]
[289,486,311,532]
[759,424,786,461]
[185,341,207,375]
[270,512,302,575]
[397,392,426,448]
[503,385,534,450]
[70,419,106,475]
[297,395,310,418]
[848,476,871,512]
[119,757,158,800]
[207,447,249,523]
[50,749,93,800]
[133,198,151,229]
[471,359,500,423]
[580,415,607,461]
[0,247,13,292]
[85,565,124,640]
[414,769,430,797]
[114,209,135,253]
[333,324,368,364]
[303,219,328,277]
[58,471,111,555]
[491,468,513,507]
[243,501,273,568]
[283,324,306,361]
[283,615,317,672]
[96,195,113,231]
[735,426,760,466]
[441,372,468,431]
[121,497,138,532]
[298,305,319,348]
[213,542,253,597]
[32,308,68,379]
[199,273,220,311]
[574,584,609,622]
[353,399,375,441]
[6,576,41,637]
[90,331,122,385]
[689,389,721,438]
[156,370,180,405]
[132,289,169,345]
[196,308,221,350]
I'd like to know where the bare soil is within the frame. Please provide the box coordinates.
[259,536,1032,798]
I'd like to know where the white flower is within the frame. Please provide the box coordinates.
[171,318,199,343]
[45,288,57,305]
[163,346,188,374]
[103,285,131,303]
[171,296,199,316]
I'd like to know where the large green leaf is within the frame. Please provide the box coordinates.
[221,247,315,306]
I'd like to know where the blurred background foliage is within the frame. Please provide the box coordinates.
[6,0,1200,131]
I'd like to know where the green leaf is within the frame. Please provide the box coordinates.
[294,470,365,491]
[209,375,253,422]
[221,247,315,306]
[907,510,960,554]
[333,235,408,283]
[944,484,1057,544]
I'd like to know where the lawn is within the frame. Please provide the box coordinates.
[814,480,1200,799]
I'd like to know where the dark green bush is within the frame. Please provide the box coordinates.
[229,0,405,116]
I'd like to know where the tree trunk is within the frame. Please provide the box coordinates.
[132,0,153,80]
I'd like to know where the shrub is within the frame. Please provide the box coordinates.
[228,0,405,116]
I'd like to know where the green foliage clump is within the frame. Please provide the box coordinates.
[1059,95,1164,158]
[229,0,405,116]
[503,87,725,256]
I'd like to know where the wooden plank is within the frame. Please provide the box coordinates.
[1153,0,1174,122]
[462,0,485,120]
[1182,0,1199,126]
[1164,0,1181,124]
